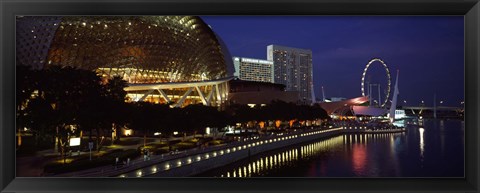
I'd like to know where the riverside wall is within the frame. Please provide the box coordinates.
[119,127,405,177]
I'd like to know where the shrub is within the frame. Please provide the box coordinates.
[207,140,224,146]
[16,136,53,157]
[153,147,169,155]
[115,138,141,146]
[43,149,140,174]
[173,142,196,151]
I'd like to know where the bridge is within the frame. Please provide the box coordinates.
[402,106,463,111]
[401,106,464,118]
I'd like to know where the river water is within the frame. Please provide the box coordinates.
[197,119,464,177]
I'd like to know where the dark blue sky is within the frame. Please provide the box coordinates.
[202,16,464,107]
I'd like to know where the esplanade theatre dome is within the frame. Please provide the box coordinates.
[17,16,234,107]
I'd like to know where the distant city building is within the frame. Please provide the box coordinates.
[267,45,313,104]
[233,57,274,83]
[228,79,299,105]
[330,97,347,102]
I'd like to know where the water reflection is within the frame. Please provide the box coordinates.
[419,127,425,159]
[198,120,463,177]
[352,144,367,175]
[440,120,445,156]
[219,135,345,177]
[213,132,409,177]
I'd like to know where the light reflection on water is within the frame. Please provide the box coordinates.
[218,135,345,177]
[419,127,425,159]
[198,120,463,177]
[215,133,406,177]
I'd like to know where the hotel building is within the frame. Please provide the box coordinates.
[233,57,274,83]
[267,45,314,104]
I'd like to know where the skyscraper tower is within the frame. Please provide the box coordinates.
[267,45,313,104]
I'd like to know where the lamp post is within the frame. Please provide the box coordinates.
[88,142,93,161]
[433,94,437,119]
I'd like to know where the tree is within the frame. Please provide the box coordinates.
[23,97,55,147]
[34,66,104,160]
[102,76,129,143]
[16,65,39,147]
[129,102,170,148]
[182,104,229,138]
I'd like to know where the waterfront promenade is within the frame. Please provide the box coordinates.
[53,126,405,177]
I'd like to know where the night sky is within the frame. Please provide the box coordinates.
[201,16,464,107]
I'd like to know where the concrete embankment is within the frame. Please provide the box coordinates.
[342,127,407,134]
[118,127,406,177]
[120,127,343,177]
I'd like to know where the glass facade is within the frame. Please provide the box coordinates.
[16,16,233,83]
[16,16,234,107]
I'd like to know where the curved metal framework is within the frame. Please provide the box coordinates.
[17,16,232,83]
[17,16,234,107]
[125,77,232,108]
[361,58,391,107]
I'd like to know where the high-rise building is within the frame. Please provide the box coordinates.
[233,57,274,83]
[267,45,313,104]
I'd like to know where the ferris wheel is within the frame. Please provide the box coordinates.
[361,58,392,108]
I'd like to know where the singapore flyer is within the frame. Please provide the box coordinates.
[361,58,391,108]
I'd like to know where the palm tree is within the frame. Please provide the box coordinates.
[102,76,128,143]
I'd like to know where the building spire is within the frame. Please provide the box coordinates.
[389,70,400,123]
[322,86,326,102]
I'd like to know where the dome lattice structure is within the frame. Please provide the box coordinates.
[17,16,234,107]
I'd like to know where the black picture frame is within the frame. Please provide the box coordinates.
[1,0,478,192]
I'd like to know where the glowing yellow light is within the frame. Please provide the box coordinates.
[259,121,265,129]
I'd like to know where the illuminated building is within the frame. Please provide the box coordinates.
[233,57,274,83]
[228,79,299,105]
[16,16,234,107]
[318,96,369,115]
[267,45,313,104]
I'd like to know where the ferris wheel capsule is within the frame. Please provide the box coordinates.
[361,58,392,108]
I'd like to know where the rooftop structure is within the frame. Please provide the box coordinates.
[16,16,234,107]
[228,79,299,105]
